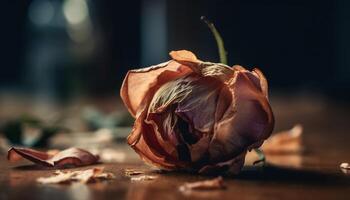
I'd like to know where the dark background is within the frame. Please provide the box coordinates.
[1,0,349,102]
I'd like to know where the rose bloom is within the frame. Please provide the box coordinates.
[120,50,274,174]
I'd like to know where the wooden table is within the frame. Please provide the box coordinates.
[1,96,350,200]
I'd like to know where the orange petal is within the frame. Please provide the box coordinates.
[169,50,198,63]
[169,50,202,73]
[127,103,181,170]
[120,61,192,117]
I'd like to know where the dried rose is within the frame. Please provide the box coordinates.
[120,50,274,174]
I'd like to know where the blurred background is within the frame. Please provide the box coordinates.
[0,0,349,153]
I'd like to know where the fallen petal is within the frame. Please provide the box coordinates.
[179,177,225,192]
[8,147,99,168]
[262,124,303,154]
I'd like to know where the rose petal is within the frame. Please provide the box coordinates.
[8,147,99,168]
[262,124,303,154]
[170,50,236,81]
[146,75,226,163]
[252,68,269,99]
[124,64,194,170]
[169,50,200,71]
[175,76,223,133]
[209,71,274,163]
[121,61,192,117]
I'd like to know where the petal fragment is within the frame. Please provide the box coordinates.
[179,177,225,192]
[37,167,114,184]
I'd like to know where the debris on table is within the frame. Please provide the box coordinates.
[179,177,226,192]
[124,169,145,176]
[37,167,115,184]
[262,124,303,154]
[8,147,99,168]
[340,162,350,174]
[130,175,157,181]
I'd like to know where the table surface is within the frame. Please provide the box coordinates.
[1,96,350,200]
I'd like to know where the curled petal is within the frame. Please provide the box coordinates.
[127,106,185,170]
[147,75,226,163]
[121,61,192,117]
[169,50,200,72]
[252,68,269,99]
[199,62,234,82]
[8,147,99,168]
[125,65,195,170]
[170,50,234,82]
[169,50,199,64]
[209,71,274,163]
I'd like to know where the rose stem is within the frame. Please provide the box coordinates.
[200,16,228,65]
[253,148,266,166]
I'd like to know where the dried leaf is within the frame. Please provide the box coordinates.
[37,167,115,184]
[262,124,303,154]
[8,147,99,168]
[130,175,157,181]
[179,177,225,192]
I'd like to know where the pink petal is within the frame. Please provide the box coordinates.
[209,70,274,163]
[8,147,99,168]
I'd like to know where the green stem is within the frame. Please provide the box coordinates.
[201,16,228,65]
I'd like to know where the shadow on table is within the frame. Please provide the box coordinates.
[234,165,350,186]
